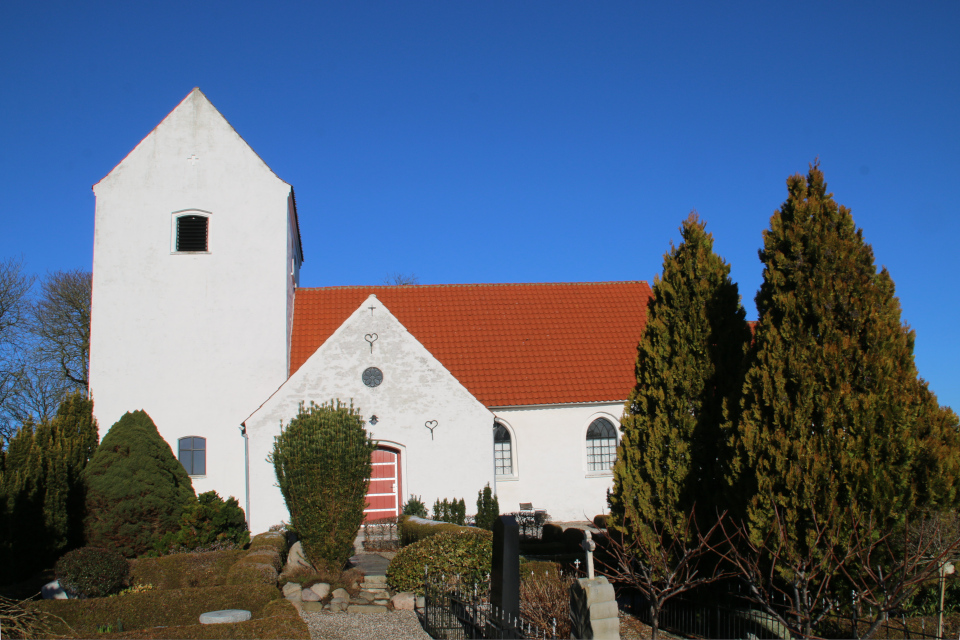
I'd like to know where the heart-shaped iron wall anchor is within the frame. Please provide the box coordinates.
[424,420,439,440]
[364,333,378,353]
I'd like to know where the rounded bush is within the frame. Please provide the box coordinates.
[387,529,492,595]
[541,523,563,542]
[55,546,130,598]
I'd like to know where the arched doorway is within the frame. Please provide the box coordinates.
[365,446,402,521]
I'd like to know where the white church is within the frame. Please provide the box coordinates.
[88,88,653,534]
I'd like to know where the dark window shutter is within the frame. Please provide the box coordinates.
[176,215,208,252]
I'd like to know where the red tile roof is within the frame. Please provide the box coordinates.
[289,281,653,407]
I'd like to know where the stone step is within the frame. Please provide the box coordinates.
[362,574,388,586]
[362,588,392,599]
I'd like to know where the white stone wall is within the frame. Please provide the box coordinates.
[243,295,496,534]
[89,89,300,506]
[492,402,624,522]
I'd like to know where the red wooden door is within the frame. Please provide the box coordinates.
[365,447,401,522]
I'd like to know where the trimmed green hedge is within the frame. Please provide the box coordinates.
[248,532,287,565]
[387,529,493,595]
[130,550,245,590]
[99,599,307,639]
[398,515,476,547]
[29,584,282,637]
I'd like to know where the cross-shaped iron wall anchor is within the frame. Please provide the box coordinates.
[364,333,378,353]
[187,154,199,165]
[424,420,438,440]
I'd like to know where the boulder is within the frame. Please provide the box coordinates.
[302,601,324,613]
[284,541,314,573]
[282,582,302,600]
[329,597,349,612]
[41,580,69,600]
[309,582,331,599]
[392,592,416,611]
[416,595,426,610]
[331,587,350,600]
[301,588,320,602]
[199,609,252,624]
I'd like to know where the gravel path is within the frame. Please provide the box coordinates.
[300,609,432,640]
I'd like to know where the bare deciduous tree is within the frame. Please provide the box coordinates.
[30,269,91,388]
[711,505,850,639]
[0,257,35,440]
[597,508,733,639]
[382,272,419,286]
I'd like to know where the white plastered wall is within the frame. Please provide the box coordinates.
[89,89,300,506]
[492,402,624,522]
[243,295,496,534]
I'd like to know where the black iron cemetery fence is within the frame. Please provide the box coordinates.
[421,569,554,639]
[618,586,944,640]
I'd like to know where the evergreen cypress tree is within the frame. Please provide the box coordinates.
[82,410,195,558]
[270,400,376,574]
[610,212,750,540]
[0,421,45,582]
[734,163,959,555]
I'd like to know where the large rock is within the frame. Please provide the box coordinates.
[392,592,416,611]
[331,587,350,600]
[284,541,314,573]
[282,582,302,600]
[329,597,349,612]
[41,580,69,600]
[199,609,252,624]
[302,601,324,613]
[309,582,331,599]
[301,588,321,602]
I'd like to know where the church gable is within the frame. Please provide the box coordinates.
[243,294,496,532]
[95,88,287,192]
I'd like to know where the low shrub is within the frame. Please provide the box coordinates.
[541,523,563,542]
[29,584,282,636]
[475,484,500,531]
[561,527,585,550]
[398,515,476,546]
[55,546,130,598]
[432,498,466,525]
[387,529,493,595]
[401,495,428,518]
[593,514,610,530]
[129,549,245,590]
[153,491,250,555]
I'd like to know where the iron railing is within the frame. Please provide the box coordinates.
[421,569,554,639]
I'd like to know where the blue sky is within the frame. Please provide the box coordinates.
[1,2,957,411]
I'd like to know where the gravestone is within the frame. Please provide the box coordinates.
[491,514,520,630]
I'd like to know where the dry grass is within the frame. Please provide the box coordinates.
[0,592,73,639]
[519,568,575,639]
[281,565,365,596]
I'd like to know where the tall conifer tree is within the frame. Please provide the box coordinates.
[734,163,959,554]
[611,212,750,539]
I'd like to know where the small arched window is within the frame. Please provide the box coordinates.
[178,436,206,476]
[586,418,616,472]
[494,422,512,476]
[176,215,208,252]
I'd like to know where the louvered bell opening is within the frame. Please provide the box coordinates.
[176,215,208,252]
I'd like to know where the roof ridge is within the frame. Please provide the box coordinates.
[296,280,649,291]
